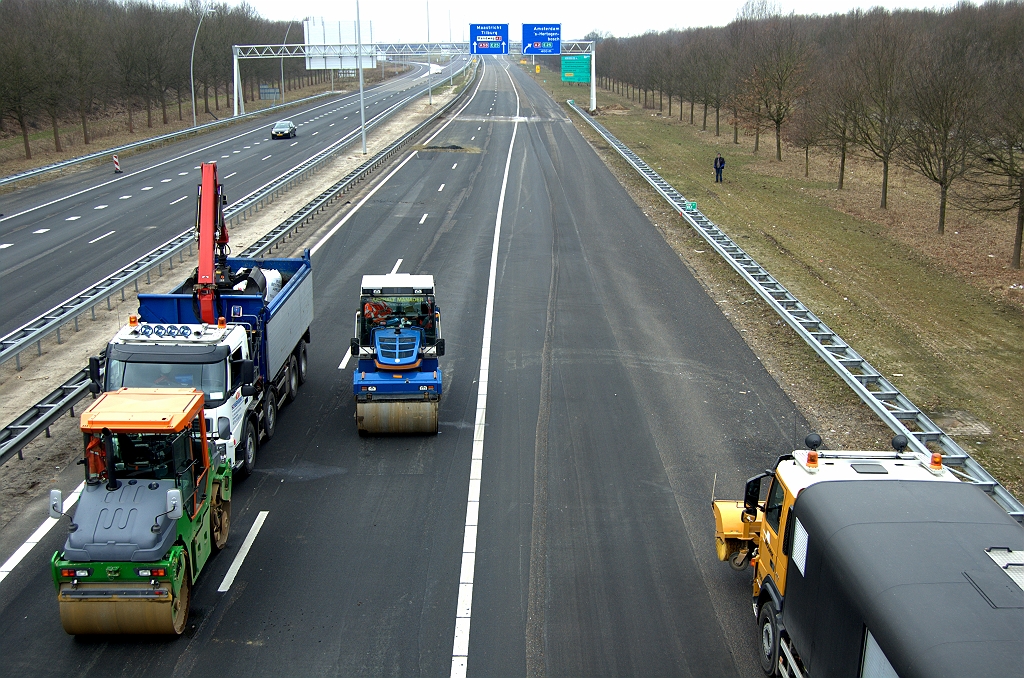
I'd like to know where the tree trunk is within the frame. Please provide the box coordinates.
[715,106,720,136]
[214,84,220,111]
[128,103,134,134]
[775,122,782,161]
[177,89,182,120]
[51,112,62,152]
[938,183,947,234]
[754,128,760,153]
[689,100,694,124]
[1012,180,1023,269]
[805,146,809,177]
[838,137,847,189]
[668,94,672,117]
[881,159,889,209]
[20,116,31,159]
[659,90,663,111]
[733,107,739,144]
[161,92,168,125]
[702,103,707,130]
[146,97,152,128]
[203,83,210,114]
[80,106,90,145]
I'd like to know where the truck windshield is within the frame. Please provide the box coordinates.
[360,295,437,344]
[105,359,228,406]
[84,428,197,483]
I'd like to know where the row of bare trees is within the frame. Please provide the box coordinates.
[0,0,321,159]
[593,2,1024,268]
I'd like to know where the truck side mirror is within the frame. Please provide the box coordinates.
[351,338,359,356]
[218,417,231,440]
[240,359,254,385]
[88,356,102,394]
[743,473,767,519]
[435,338,445,357]
[50,489,63,519]
[166,489,184,520]
[241,385,256,397]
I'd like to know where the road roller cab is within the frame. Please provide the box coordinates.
[50,388,232,635]
[350,274,445,434]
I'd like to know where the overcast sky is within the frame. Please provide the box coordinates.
[171,0,961,42]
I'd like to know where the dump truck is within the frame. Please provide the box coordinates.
[49,388,230,635]
[714,434,1024,677]
[350,274,444,434]
[90,162,313,476]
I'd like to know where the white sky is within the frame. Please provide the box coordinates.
[177,0,962,42]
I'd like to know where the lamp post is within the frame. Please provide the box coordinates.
[426,1,431,106]
[190,7,215,128]
[356,0,366,154]
[280,20,294,106]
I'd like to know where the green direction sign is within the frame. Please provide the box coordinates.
[561,55,591,83]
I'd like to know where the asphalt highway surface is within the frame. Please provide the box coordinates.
[0,59,466,338]
[0,57,809,676]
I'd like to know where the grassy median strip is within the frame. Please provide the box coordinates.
[529,68,1024,500]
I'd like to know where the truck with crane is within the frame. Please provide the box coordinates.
[713,433,1024,677]
[350,273,444,434]
[89,162,313,476]
[49,388,229,634]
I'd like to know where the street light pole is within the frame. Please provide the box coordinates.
[426,1,431,106]
[190,7,214,128]
[280,20,294,106]
[356,0,367,154]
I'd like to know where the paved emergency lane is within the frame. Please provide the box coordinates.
[0,57,806,676]
[0,60,470,338]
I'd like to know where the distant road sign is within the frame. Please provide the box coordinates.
[470,24,509,55]
[522,24,560,55]
[561,54,591,83]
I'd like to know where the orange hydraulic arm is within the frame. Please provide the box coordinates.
[194,163,229,324]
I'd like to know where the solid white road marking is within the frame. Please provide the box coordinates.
[169,196,188,205]
[217,510,269,592]
[438,184,445,192]
[338,352,352,370]
[390,259,403,274]
[223,172,237,179]
[449,61,520,678]
[33,229,49,234]
[88,230,115,243]
[0,482,85,585]
[419,214,428,224]
[66,216,81,221]
[94,205,108,210]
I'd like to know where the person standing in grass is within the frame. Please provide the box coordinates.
[714,153,725,183]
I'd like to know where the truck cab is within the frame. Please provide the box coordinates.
[99,318,257,476]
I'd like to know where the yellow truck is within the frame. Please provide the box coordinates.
[714,434,1024,677]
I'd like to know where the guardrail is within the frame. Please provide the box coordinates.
[0,92,337,189]
[0,61,478,468]
[567,100,1024,522]
[0,64,469,372]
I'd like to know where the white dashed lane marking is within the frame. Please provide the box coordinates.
[290,142,298,147]
[88,230,115,244]
[0,243,12,249]
[419,214,428,224]
[94,205,108,210]
[119,195,131,200]
[452,163,458,169]
[223,172,237,179]
[169,196,188,205]
[141,186,153,191]
[66,216,81,221]
[33,229,49,234]
[178,172,188,176]
[261,155,272,161]
[161,178,173,182]
[438,184,445,192]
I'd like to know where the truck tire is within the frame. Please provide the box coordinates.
[263,392,277,440]
[240,419,258,477]
[758,601,781,676]
[297,342,308,385]
[285,355,299,404]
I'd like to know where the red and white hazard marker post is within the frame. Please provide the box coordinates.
[112,154,122,173]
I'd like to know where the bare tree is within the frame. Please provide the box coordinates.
[746,15,811,161]
[850,11,911,208]
[0,0,42,158]
[902,30,984,234]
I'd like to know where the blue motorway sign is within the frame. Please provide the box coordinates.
[522,24,561,55]
[470,24,509,55]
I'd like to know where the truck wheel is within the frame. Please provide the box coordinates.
[297,342,308,385]
[263,393,277,440]
[240,420,258,477]
[758,601,781,676]
[171,564,191,635]
[211,487,231,550]
[285,355,299,404]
